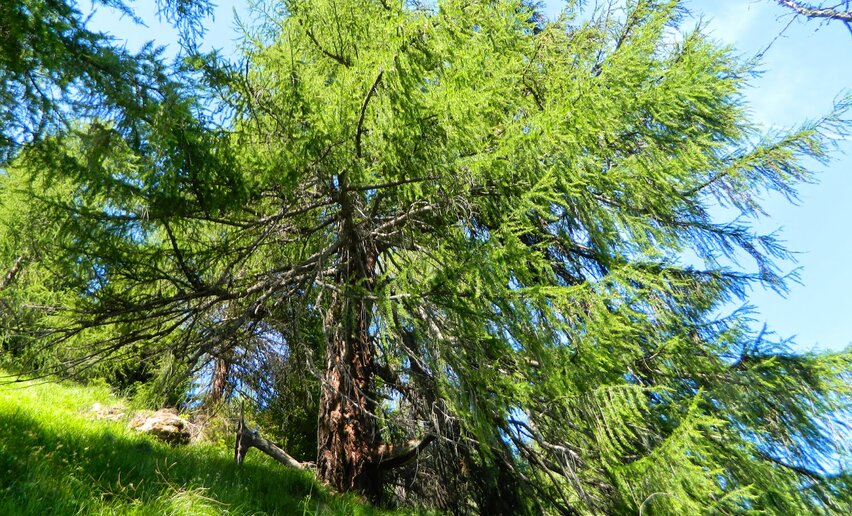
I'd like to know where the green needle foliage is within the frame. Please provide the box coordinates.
[0,0,215,164]
[1,0,850,513]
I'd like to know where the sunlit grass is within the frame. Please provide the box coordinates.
[0,374,383,515]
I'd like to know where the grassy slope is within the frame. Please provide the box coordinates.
[0,374,385,515]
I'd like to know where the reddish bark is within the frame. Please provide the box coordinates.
[316,290,382,501]
[208,355,230,403]
[316,204,383,500]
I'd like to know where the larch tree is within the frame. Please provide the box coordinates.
[2,0,851,513]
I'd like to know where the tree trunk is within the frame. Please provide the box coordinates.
[208,355,229,403]
[316,202,382,501]
[316,290,382,501]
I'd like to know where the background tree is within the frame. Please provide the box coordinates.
[2,0,850,513]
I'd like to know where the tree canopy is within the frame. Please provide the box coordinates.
[1,0,850,513]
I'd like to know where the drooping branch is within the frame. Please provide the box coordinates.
[775,1,852,22]
[755,448,842,481]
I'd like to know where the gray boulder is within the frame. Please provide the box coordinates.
[128,408,191,445]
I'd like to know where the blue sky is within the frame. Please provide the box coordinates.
[91,0,851,352]
[680,0,852,354]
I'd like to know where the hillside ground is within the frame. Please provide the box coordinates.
[0,372,386,515]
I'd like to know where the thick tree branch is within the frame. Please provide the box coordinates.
[355,68,384,159]
[163,221,204,289]
[234,408,306,470]
[377,434,436,470]
[303,26,352,67]
[349,176,434,192]
[1,255,25,291]
[775,1,852,21]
